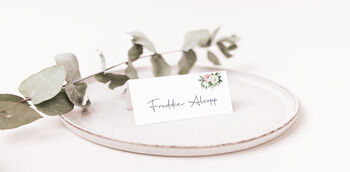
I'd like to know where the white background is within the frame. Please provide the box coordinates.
[0,0,349,171]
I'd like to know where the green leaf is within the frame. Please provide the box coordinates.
[129,32,156,53]
[217,42,231,58]
[228,43,238,50]
[0,94,29,105]
[0,101,42,130]
[95,73,129,89]
[182,29,211,51]
[94,73,110,84]
[128,44,143,62]
[178,49,197,74]
[211,27,220,42]
[125,62,138,79]
[55,53,81,82]
[205,27,221,46]
[96,49,107,72]
[35,89,74,116]
[65,83,91,108]
[216,35,238,58]
[151,54,171,77]
[19,65,66,104]
[207,50,220,65]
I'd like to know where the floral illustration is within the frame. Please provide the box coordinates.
[199,72,223,89]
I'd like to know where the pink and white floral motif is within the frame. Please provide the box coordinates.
[204,74,211,81]
[198,72,223,90]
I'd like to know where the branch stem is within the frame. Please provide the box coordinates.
[17,97,31,103]
[73,49,182,84]
[17,49,183,103]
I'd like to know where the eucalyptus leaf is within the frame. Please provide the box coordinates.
[207,50,220,65]
[216,35,238,58]
[182,29,211,51]
[35,89,74,116]
[211,27,220,42]
[125,62,138,79]
[205,27,221,46]
[0,94,29,105]
[0,101,42,130]
[95,73,129,89]
[217,42,231,58]
[228,43,238,50]
[178,49,197,74]
[129,32,156,53]
[94,73,110,84]
[96,49,107,72]
[55,53,81,82]
[19,65,66,104]
[128,44,143,62]
[151,54,171,77]
[65,83,90,108]
[223,35,238,50]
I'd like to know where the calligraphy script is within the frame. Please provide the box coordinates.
[147,95,218,112]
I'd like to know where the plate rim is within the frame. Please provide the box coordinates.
[60,66,300,149]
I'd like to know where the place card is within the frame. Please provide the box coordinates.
[128,71,233,125]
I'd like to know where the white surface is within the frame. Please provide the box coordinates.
[0,0,349,171]
[129,70,233,125]
[60,67,298,156]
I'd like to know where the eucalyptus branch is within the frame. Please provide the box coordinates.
[15,49,183,104]
[1,27,239,130]
[74,49,183,84]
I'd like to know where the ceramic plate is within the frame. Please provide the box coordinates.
[60,66,299,156]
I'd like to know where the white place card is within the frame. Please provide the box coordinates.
[128,71,233,125]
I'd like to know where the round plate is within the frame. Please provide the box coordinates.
[60,66,299,157]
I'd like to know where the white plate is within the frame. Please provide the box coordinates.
[60,66,299,157]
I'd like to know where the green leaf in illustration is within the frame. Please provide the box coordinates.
[129,32,156,53]
[35,89,74,116]
[19,65,67,104]
[95,73,129,89]
[55,53,81,82]
[65,83,91,108]
[125,62,138,79]
[96,49,107,72]
[151,54,171,77]
[0,101,42,130]
[0,94,29,105]
[207,50,220,65]
[216,35,238,58]
[182,29,211,51]
[178,49,197,74]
